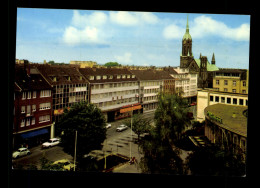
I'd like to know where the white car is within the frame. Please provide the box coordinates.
[42,138,60,148]
[12,148,31,159]
[106,123,112,129]
[116,124,128,132]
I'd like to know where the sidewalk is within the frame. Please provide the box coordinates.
[112,161,141,173]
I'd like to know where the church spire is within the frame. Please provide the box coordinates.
[211,53,216,65]
[182,14,192,40]
[186,14,189,34]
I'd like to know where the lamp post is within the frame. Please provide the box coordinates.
[74,130,77,172]
[130,104,133,160]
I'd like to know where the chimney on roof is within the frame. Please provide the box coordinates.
[23,60,30,76]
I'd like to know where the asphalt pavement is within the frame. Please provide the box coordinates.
[12,111,155,172]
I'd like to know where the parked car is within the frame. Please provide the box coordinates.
[106,123,112,129]
[42,138,60,148]
[116,124,128,132]
[52,159,75,171]
[12,148,31,159]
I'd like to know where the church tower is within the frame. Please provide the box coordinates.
[180,14,193,68]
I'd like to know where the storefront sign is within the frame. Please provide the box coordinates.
[54,107,70,115]
[120,105,142,113]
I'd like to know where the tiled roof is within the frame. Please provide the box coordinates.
[36,65,88,85]
[195,59,219,71]
[129,69,174,81]
[15,65,52,91]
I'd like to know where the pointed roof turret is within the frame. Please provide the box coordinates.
[183,14,192,40]
[211,53,216,65]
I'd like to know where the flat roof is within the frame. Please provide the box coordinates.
[204,104,247,137]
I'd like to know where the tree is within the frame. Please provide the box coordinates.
[154,92,190,143]
[56,102,107,159]
[123,113,152,141]
[186,145,246,176]
[138,93,190,174]
[104,62,121,67]
[139,127,184,174]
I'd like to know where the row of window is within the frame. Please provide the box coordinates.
[20,115,50,127]
[91,82,138,90]
[215,72,240,77]
[218,88,247,93]
[91,89,138,100]
[96,97,137,108]
[20,103,51,115]
[215,80,246,87]
[143,95,158,102]
[140,81,162,87]
[210,95,248,106]
[89,74,136,80]
[21,90,51,100]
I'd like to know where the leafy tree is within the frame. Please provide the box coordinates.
[186,145,246,176]
[154,92,190,143]
[123,113,152,141]
[56,102,107,159]
[138,93,191,174]
[48,60,55,65]
[104,62,121,67]
[139,131,184,174]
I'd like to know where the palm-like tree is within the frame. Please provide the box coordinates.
[154,92,190,143]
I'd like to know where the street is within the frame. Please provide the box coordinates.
[12,111,155,171]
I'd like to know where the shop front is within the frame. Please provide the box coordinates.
[114,103,142,121]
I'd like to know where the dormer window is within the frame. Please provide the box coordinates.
[132,75,136,78]
[122,75,126,79]
[96,75,101,80]
[127,75,131,78]
[103,75,107,80]
[117,75,121,79]
[52,77,57,82]
[89,76,94,80]
[65,76,71,81]
[108,75,113,79]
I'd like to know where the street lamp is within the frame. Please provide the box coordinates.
[130,104,133,160]
[74,130,77,172]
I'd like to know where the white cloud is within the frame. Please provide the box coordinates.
[109,11,159,26]
[163,15,250,41]
[192,15,250,41]
[72,10,107,28]
[63,10,109,46]
[63,26,99,45]
[114,52,132,63]
[163,24,184,39]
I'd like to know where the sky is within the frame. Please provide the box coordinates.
[16,8,250,69]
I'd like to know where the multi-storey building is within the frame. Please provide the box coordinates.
[213,69,249,94]
[197,88,248,122]
[79,67,141,122]
[204,103,247,160]
[164,66,197,103]
[13,63,53,148]
[36,64,89,123]
[129,69,175,113]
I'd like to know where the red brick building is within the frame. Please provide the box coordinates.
[13,63,53,148]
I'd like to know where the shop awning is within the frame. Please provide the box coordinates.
[120,105,142,113]
[20,128,49,139]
